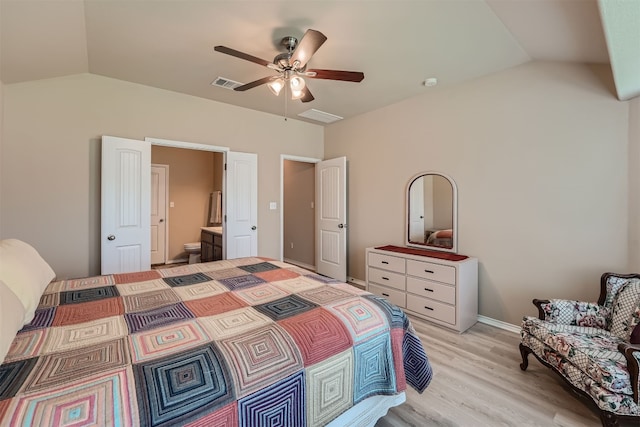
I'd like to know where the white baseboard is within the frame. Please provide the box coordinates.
[347,276,366,289]
[477,315,520,334]
[165,258,188,265]
[283,258,316,272]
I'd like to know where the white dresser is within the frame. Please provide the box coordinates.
[366,246,478,333]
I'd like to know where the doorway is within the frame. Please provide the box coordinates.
[282,158,316,270]
[281,155,348,282]
[150,145,223,264]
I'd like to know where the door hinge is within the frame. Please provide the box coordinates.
[224,163,227,171]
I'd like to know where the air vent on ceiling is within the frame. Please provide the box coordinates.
[211,77,243,90]
[298,109,343,124]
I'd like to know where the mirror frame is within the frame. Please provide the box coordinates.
[405,171,458,253]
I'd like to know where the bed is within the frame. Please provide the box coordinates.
[425,228,453,249]
[0,239,432,426]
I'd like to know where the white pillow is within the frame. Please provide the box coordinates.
[0,279,26,364]
[0,239,55,324]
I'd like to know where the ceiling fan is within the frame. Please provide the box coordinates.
[214,29,364,103]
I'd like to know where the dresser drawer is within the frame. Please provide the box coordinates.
[407,259,455,284]
[368,284,406,308]
[406,277,455,305]
[407,295,456,325]
[368,252,405,274]
[368,267,405,291]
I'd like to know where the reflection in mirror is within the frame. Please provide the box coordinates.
[406,172,457,253]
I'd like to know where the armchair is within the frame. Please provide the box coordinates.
[519,273,640,427]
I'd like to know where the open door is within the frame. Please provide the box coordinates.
[101,136,151,274]
[226,151,258,259]
[315,157,347,281]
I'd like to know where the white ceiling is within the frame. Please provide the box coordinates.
[1,0,638,125]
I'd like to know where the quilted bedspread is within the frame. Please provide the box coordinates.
[0,257,432,426]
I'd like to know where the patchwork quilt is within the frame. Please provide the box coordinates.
[0,257,432,426]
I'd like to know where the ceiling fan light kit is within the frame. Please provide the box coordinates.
[214,29,364,103]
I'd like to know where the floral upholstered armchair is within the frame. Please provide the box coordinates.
[520,273,640,427]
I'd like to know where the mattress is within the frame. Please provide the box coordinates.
[0,257,432,426]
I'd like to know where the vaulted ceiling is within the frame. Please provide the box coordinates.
[1,1,638,124]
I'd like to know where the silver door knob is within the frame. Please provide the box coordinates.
[251,226,257,230]
[338,224,347,229]
[107,235,116,241]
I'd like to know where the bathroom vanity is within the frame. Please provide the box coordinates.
[200,226,222,262]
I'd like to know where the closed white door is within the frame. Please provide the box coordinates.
[226,151,258,259]
[101,136,151,274]
[315,157,347,281]
[150,165,168,265]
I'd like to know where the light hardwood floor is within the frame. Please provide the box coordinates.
[376,317,636,427]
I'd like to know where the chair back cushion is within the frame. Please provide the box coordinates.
[609,278,640,341]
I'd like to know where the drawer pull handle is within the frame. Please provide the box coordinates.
[382,293,389,297]
[381,261,389,264]
[382,277,389,280]
[424,288,433,292]
[424,306,434,311]
[424,269,434,274]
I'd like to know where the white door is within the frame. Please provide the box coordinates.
[409,176,425,241]
[101,136,151,274]
[315,157,347,282]
[226,151,258,259]
[151,165,168,265]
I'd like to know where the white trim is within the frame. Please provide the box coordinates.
[279,154,321,261]
[165,257,188,265]
[477,315,520,334]
[283,258,316,272]
[145,137,230,152]
[347,276,366,289]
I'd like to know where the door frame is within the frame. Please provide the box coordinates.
[151,164,169,265]
[145,137,230,258]
[279,155,321,264]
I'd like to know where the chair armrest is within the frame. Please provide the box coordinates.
[532,298,609,328]
[618,342,640,404]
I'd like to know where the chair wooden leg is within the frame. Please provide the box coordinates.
[519,343,531,371]
[599,411,619,427]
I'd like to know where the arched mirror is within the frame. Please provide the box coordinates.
[406,172,457,253]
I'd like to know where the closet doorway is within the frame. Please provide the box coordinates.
[281,155,347,281]
[282,158,317,271]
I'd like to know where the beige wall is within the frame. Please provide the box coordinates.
[1,73,323,279]
[283,160,315,267]
[326,61,631,326]
[151,146,217,262]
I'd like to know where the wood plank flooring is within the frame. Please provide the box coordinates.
[376,317,636,427]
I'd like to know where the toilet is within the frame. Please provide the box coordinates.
[184,242,201,264]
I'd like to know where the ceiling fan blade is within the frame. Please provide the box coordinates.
[307,69,364,82]
[214,45,271,68]
[300,87,315,103]
[290,29,327,69]
[234,76,275,91]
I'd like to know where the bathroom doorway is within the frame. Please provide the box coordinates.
[151,145,224,265]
